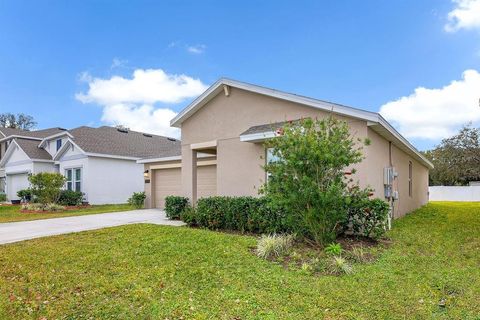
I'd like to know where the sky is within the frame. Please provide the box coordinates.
[0,0,479,151]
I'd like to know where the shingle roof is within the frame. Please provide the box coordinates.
[14,138,52,160]
[68,126,181,159]
[0,127,67,139]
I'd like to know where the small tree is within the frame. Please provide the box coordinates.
[261,117,369,246]
[28,173,66,205]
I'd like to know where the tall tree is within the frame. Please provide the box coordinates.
[424,125,480,186]
[0,113,37,131]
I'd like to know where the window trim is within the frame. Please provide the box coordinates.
[65,167,82,192]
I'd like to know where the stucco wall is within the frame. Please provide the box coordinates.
[391,144,429,218]
[181,87,368,199]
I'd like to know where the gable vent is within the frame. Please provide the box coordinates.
[167,137,177,142]
[143,133,153,138]
[117,128,129,133]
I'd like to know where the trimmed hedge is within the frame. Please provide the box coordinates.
[165,196,189,219]
[184,196,287,234]
[58,190,83,206]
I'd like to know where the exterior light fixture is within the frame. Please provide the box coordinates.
[144,170,150,179]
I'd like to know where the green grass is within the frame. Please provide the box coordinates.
[0,202,479,319]
[0,204,135,223]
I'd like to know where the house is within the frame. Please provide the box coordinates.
[0,126,180,204]
[140,78,433,218]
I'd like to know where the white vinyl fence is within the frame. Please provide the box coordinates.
[429,186,480,201]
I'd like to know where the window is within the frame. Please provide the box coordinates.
[56,139,62,151]
[266,148,281,164]
[65,168,82,192]
[408,161,413,197]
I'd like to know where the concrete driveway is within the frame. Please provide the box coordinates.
[0,209,185,245]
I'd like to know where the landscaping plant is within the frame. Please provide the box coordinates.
[324,243,343,256]
[262,117,369,246]
[0,193,6,202]
[255,234,295,259]
[16,189,33,202]
[28,172,66,207]
[58,190,84,206]
[164,196,189,219]
[127,192,146,209]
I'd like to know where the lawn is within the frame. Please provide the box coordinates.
[0,202,479,319]
[0,204,135,223]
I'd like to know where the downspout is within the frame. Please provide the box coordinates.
[388,141,394,228]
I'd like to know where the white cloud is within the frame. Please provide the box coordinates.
[380,69,480,140]
[76,68,208,137]
[111,58,128,69]
[187,44,206,54]
[445,0,480,32]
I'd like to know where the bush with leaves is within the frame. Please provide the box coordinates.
[164,196,189,219]
[261,117,369,246]
[127,192,146,209]
[17,189,33,202]
[191,196,287,234]
[347,190,390,239]
[28,173,66,205]
[324,243,343,256]
[0,193,6,202]
[58,190,83,206]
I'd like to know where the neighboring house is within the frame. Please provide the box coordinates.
[140,78,433,218]
[0,126,180,204]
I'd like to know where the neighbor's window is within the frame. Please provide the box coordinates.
[408,161,413,197]
[56,139,62,151]
[65,168,82,192]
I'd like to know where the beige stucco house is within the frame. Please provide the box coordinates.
[140,78,433,218]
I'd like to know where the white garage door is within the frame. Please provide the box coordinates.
[7,173,29,201]
[154,168,182,209]
[153,164,217,209]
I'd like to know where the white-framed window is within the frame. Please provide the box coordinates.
[65,168,82,192]
[56,139,62,151]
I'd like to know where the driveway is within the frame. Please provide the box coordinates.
[0,209,185,245]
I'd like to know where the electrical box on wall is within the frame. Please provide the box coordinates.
[384,167,398,199]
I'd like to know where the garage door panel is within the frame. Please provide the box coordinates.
[197,165,216,199]
[7,173,29,201]
[153,168,181,209]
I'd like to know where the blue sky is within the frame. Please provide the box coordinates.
[0,0,479,150]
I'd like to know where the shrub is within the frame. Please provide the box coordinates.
[324,243,343,256]
[0,193,6,202]
[328,256,353,275]
[28,173,66,205]
[261,117,369,246]
[348,246,369,263]
[127,192,146,209]
[180,206,196,225]
[58,190,83,206]
[347,197,390,239]
[17,189,33,202]
[21,203,65,212]
[256,234,295,259]
[165,196,189,219]
[191,196,287,234]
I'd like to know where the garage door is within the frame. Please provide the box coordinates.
[153,168,182,209]
[7,173,29,201]
[197,165,216,199]
[153,164,217,209]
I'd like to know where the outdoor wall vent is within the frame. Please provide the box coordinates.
[143,133,153,138]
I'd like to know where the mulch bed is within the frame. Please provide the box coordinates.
[20,205,92,214]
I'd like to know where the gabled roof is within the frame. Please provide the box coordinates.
[170,78,433,169]
[67,126,181,159]
[14,138,52,160]
[0,127,67,140]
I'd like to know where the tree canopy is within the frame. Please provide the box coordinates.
[0,113,37,131]
[424,125,480,186]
